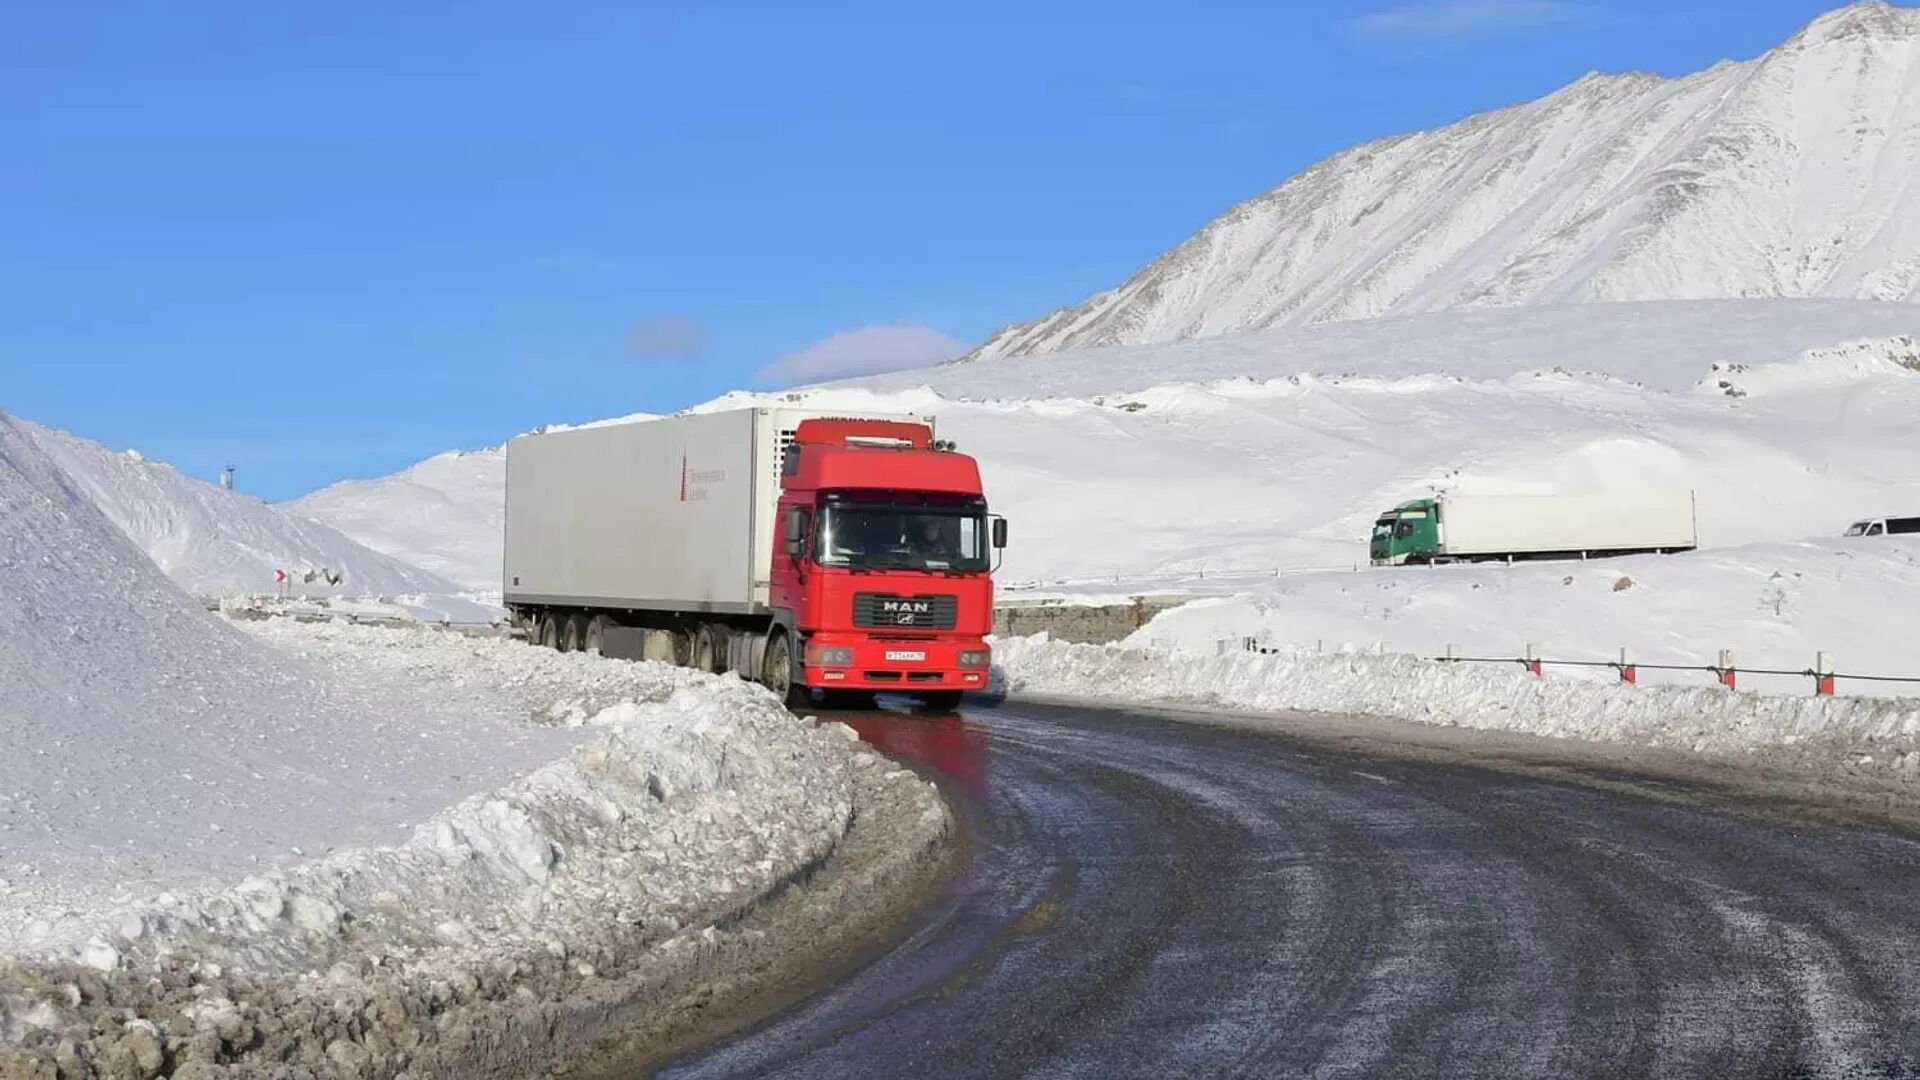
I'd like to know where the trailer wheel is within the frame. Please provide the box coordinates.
[558,614,584,654]
[537,614,560,650]
[583,616,607,656]
[761,632,807,709]
[692,624,728,675]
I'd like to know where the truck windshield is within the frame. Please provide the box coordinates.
[1846,521,1870,537]
[1372,518,1395,540]
[818,505,990,572]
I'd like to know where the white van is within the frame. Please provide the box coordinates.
[1844,516,1920,537]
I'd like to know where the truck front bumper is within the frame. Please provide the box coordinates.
[801,634,991,692]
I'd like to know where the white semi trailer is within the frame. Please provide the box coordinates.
[504,407,1005,709]
[1370,491,1698,565]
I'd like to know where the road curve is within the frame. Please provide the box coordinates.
[662,699,1920,1079]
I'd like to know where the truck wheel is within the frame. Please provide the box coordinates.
[761,633,808,709]
[917,691,965,712]
[693,624,728,675]
[559,614,584,653]
[583,616,607,656]
[537,614,560,650]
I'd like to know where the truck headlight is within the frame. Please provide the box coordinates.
[957,649,991,668]
[807,646,854,667]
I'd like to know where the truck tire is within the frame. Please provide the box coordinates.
[537,614,560,650]
[693,624,728,675]
[690,626,716,673]
[761,632,808,709]
[916,691,965,713]
[559,614,584,654]
[583,616,607,656]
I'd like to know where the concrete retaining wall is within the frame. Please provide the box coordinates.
[992,597,1188,645]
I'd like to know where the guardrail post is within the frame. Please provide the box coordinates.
[1445,643,1457,664]
[1525,643,1542,677]
[1815,651,1835,696]
[1619,646,1636,685]
[1718,649,1737,691]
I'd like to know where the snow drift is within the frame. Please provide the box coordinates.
[17,418,458,596]
[965,2,1920,359]
[286,448,506,591]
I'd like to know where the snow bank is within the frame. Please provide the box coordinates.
[17,417,462,596]
[0,625,942,1076]
[1124,537,1920,699]
[994,635,1920,771]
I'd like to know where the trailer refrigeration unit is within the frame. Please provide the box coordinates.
[1369,490,1696,566]
[503,408,1006,709]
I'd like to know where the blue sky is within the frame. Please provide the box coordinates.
[0,0,1878,499]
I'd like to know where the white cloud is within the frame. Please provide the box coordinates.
[1346,0,1589,39]
[757,324,968,387]
[627,316,705,360]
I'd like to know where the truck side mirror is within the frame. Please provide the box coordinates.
[992,517,1008,550]
[783,509,808,558]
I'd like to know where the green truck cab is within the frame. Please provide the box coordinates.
[1370,499,1439,565]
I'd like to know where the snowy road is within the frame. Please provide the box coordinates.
[663,699,1920,1078]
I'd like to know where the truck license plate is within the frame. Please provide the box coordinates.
[884,650,927,662]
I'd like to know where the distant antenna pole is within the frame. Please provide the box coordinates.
[220,465,236,491]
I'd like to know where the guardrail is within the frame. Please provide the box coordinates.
[1233,639,1920,698]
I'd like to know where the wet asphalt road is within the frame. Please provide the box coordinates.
[662,699,1920,1079]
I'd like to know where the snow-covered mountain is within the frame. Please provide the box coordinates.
[965,1,1920,361]
[16,418,460,596]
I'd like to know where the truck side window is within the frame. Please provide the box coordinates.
[1868,522,1885,536]
[1394,521,1414,538]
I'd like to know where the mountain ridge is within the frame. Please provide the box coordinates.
[961,1,1920,362]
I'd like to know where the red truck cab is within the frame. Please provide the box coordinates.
[767,418,1004,708]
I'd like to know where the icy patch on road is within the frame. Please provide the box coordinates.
[994,636,1920,770]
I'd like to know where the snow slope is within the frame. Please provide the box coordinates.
[285,413,660,591]
[18,418,459,596]
[286,448,505,590]
[865,299,1920,398]
[964,2,1920,360]
[0,411,577,953]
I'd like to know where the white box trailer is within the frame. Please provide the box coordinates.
[503,407,923,613]
[1439,491,1697,557]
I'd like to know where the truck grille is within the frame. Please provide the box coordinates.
[853,593,957,630]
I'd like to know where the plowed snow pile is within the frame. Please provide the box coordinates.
[17,418,461,597]
[0,412,942,1072]
[0,413,583,955]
